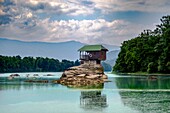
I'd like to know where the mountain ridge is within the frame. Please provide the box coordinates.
[0,38,119,61]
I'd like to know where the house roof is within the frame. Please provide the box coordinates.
[78,45,108,51]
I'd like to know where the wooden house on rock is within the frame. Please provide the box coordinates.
[55,45,109,86]
[78,45,108,65]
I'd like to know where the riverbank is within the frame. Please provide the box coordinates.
[112,71,170,76]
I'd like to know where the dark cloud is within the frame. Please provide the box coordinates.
[81,1,94,5]
[0,0,15,6]
[25,2,45,11]
[0,0,17,25]
[138,1,146,5]
[0,15,11,25]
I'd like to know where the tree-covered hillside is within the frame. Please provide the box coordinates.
[113,15,170,73]
[0,55,80,73]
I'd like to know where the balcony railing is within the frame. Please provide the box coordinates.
[80,55,89,60]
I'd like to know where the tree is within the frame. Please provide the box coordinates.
[0,55,79,73]
[113,15,170,73]
[74,59,80,66]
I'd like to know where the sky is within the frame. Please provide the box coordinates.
[0,0,170,46]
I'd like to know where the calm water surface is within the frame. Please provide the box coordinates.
[0,72,170,113]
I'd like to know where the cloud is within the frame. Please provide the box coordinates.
[0,8,6,15]
[91,0,170,13]
[15,0,170,15]
[1,0,169,25]
[0,0,169,46]
[1,0,169,21]
[14,0,95,16]
[0,0,95,26]
[0,16,145,45]
[0,9,5,15]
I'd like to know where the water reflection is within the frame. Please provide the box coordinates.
[115,76,170,113]
[79,84,108,111]
[118,91,170,113]
[0,83,58,91]
[80,91,107,110]
[0,77,58,91]
[115,76,170,89]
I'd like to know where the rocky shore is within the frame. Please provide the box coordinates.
[5,63,108,88]
[53,63,108,87]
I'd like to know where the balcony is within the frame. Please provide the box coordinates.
[80,55,89,60]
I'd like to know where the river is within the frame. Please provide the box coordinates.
[0,72,170,113]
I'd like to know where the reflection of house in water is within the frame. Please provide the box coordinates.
[80,91,107,110]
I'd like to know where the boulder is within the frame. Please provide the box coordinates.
[77,74,86,77]
[65,74,74,78]
[53,63,108,87]
[101,74,108,79]
[85,74,100,79]
[46,74,54,76]
[10,74,20,77]
[8,74,20,80]
[33,74,39,76]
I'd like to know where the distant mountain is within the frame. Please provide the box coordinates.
[0,38,120,61]
[107,50,120,61]
[102,44,120,51]
[0,38,84,61]
[103,50,120,69]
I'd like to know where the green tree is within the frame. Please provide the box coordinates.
[113,15,170,73]
[0,55,79,73]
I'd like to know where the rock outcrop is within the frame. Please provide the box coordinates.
[8,74,20,80]
[53,63,108,87]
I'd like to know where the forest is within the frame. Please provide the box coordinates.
[0,55,80,73]
[113,15,170,73]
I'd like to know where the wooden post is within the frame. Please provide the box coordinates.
[80,51,81,60]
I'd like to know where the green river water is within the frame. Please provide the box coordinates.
[0,72,170,113]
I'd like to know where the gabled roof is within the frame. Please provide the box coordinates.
[78,45,108,51]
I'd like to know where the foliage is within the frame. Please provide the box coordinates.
[113,15,170,73]
[0,55,80,73]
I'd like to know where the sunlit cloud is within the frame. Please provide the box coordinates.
[0,16,145,45]
[0,0,169,45]
[92,0,170,13]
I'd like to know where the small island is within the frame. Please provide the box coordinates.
[54,45,109,87]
